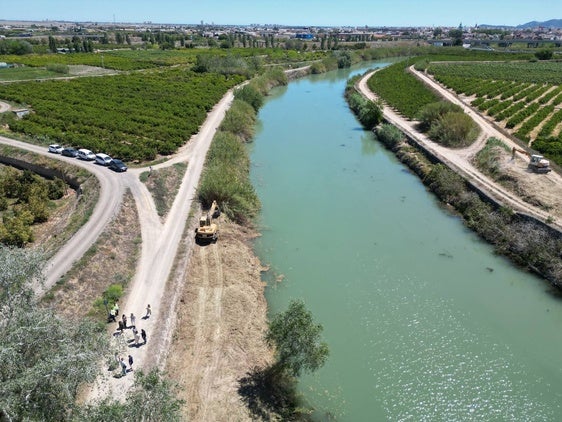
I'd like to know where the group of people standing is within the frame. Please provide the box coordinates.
[110,302,152,377]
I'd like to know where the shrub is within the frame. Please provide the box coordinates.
[417,101,463,132]
[424,164,466,203]
[198,131,259,224]
[474,137,510,176]
[535,49,553,60]
[234,84,264,112]
[344,79,383,130]
[375,123,405,149]
[219,99,256,142]
[310,61,326,74]
[428,111,480,147]
[46,63,70,74]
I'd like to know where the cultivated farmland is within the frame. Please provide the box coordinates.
[0,69,245,161]
[428,61,562,165]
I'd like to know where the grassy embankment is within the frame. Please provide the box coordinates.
[0,145,99,255]
[351,55,562,288]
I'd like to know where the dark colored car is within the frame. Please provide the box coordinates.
[108,159,127,172]
[61,147,78,157]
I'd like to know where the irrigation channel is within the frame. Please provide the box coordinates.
[249,60,562,421]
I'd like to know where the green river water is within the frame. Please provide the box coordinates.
[249,61,562,421]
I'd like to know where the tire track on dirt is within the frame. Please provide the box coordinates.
[189,242,225,421]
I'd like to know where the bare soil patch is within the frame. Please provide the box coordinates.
[68,65,118,77]
[498,151,562,219]
[166,219,272,421]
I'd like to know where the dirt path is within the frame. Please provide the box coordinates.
[0,136,126,293]
[0,86,239,405]
[166,221,271,421]
[357,69,562,228]
[86,89,237,401]
[0,101,10,113]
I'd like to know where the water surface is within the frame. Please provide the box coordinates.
[250,61,562,421]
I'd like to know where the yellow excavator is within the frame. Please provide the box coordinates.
[195,200,220,242]
[512,147,551,173]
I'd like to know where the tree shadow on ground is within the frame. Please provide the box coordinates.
[238,365,310,421]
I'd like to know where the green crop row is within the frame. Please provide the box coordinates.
[505,102,540,129]
[367,58,440,119]
[0,69,245,161]
[538,109,562,139]
[495,101,526,121]
[0,52,159,71]
[523,84,552,102]
[428,61,562,85]
[538,86,562,104]
[512,84,546,102]
[486,99,513,117]
[514,105,555,141]
[533,136,562,167]
[500,82,531,100]
[482,80,514,99]
[477,98,500,112]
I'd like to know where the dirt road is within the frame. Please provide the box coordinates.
[357,69,562,228]
[0,136,126,293]
[0,88,237,402]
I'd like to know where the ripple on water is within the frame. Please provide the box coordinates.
[364,276,553,421]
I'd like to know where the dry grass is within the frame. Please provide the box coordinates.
[166,219,272,421]
[141,163,187,218]
[43,190,141,320]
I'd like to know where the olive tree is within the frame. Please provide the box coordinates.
[0,246,109,421]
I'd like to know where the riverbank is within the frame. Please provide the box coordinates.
[166,220,272,420]
[355,69,562,287]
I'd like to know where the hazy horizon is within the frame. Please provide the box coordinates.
[2,0,560,28]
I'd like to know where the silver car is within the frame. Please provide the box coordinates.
[77,148,96,161]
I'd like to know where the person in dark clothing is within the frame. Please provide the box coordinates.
[141,329,147,344]
[128,354,133,371]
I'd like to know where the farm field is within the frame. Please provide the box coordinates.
[0,68,245,161]
[427,61,562,166]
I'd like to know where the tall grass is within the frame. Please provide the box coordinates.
[198,67,289,225]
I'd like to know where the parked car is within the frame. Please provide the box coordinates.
[108,159,128,172]
[61,147,78,157]
[48,144,63,154]
[77,148,96,161]
[95,153,113,166]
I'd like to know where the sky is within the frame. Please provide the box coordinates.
[1,0,560,28]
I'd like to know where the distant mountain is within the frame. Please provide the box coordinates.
[517,19,562,29]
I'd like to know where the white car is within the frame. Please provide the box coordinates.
[95,153,113,166]
[77,148,96,161]
[48,144,64,154]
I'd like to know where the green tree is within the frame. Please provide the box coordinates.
[535,49,553,60]
[78,369,184,421]
[337,50,352,68]
[448,28,463,46]
[0,246,109,421]
[266,300,329,378]
[48,35,57,53]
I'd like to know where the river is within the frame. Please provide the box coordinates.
[249,61,562,421]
